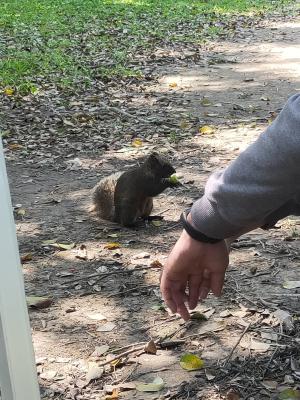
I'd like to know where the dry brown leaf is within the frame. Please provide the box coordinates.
[150,260,163,268]
[26,296,52,309]
[85,362,103,385]
[144,340,157,354]
[21,253,33,263]
[76,244,88,260]
[97,322,116,332]
[104,242,121,250]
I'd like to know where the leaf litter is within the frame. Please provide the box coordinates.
[3,3,300,400]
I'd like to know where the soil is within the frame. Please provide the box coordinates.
[2,15,300,400]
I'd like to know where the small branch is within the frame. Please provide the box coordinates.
[99,101,146,124]
[111,341,148,354]
[107,284,157,298]
[223,324,251,367]
[262,348,278,379]
[98,344,146,367]
[60,265,160,285]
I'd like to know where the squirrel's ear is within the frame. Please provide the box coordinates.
[148,152,159,166]
[146,152,159,169]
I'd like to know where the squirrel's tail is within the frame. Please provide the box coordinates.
[90,172,122,221]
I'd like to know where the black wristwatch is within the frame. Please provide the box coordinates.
[180,209,222,244]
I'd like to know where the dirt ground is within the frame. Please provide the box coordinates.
[2,15,300,400]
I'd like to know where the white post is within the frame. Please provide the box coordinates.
[0,139,40,400]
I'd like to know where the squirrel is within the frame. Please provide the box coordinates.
[90,152,178,227]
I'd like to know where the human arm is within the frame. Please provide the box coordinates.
[160,94,300,320]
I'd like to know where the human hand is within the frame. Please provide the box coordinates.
[160,229,229,321]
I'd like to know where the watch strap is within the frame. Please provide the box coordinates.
[180,209,222,244]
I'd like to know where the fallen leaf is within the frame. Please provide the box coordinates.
[198,322,225,335]
[26,296,52,309]
[261,331,278,341]
[21,253,33,263]
[283,281,300,289]
[104,389,119,400]
[42,239,58,246]
[87,313,107,321]
[261,96,270,101]
[91,345,110,357]
[131,138,143,147]
[144,340,157,354]
[273,309,294,331]
[180,354,204,371]
[136,377,164,392]
[231,310,248,318]
[205,369,216,381]
[201,98,212,106]
[63,119,76,127]
[133,252,150,259]
[104,242,121,250]
[150,260,163,268]
[151,219,162,227]
[199,125,215,135]
[151,304,166,311]
[40,370,57,380]
[76,244,88,260]
[261,380,278,390]
[41,239,75,250]
[190,312,208,321]
[180,120,192,129]
[220,310,231,318]
[9,143,23,150]
[4,87,14,96]
[105,382,136,392]
[278,389,300,399]
[97,322,116,332]
[240,338,270,352]
[169,82,178,88]
[85,362,103,385]
[17,208,26,216]
[51,242,76,250]
[107,233,119,238]
[226,389,240,400]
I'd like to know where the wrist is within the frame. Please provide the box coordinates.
[181,209,222,244]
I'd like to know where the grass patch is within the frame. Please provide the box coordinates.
[0,0,297,91]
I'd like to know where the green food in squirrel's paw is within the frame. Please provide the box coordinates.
[169,174,180,184]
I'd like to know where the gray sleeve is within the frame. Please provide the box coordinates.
[190,93,300,239]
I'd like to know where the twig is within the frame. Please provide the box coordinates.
[263,293,300,297]
[61,265,160,285]
[231,288,258,307]
[223,323,251,367]
[98,345,146,367]
[163,222,181,231]
[158,321,192,343]
[111,363,139,385]
[135,366,172,377]
[107,284,157,298]
[111,341,147,354]
[99,100,146,124]
[262,348,278,379]
[156,207,170,216]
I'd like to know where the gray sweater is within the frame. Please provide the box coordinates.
[191,93,300,239]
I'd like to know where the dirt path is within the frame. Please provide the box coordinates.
[4,17,300,400]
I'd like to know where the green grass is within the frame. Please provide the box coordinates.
[0,0,296,91]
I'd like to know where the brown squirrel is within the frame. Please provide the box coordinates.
[91,152,178,226]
